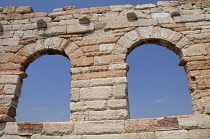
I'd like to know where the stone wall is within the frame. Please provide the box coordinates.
[0,0,210,138]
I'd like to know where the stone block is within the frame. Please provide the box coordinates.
[108,99,127,109]
[125,118,158,133]
[135,4,156,10]
[0,38,19,46]
[90,78,113,86]
[158,17,175,24]
[178,115,210,130]
[121,132,156,139]
[188,129,210,139]
[59,19,79,25]
[44,37,63,50]
[31,135,62,139]
[1,135,25,139]
[71,57,94,67]
[82,134,120,139]
[15,6,33,14]
[70,88,80,102]
[182,44,207,57]
[74,120,124,135]
[4,13,23,20]
[62,135,82,139]
[174,14,206,23]
[0,95,17,107]
[5,122,18,135]
[3,7,15,13]
[160,28,173,40]
[67,24,94,34]
[138,26,154,39]
[0,75,20,84]
[80,86,112,101]
[3,84,22,97]
[99,43,115,52]
[42,122,74,135]
[18,123,43,135]
[21,23,37,30]
[94,55,125,66]
[42,26,67,36]
[71,100,107,112]
[0,53,13,64]
[156,130,189,139]
[135,19,159,27]
[23,30,38,38]
[158,117,179,131]
[104,19,135,30]
[87,110,128,120]
[71,80,91,88]
[109,63,128,71]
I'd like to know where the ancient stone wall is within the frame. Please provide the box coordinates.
[0,0,210,138]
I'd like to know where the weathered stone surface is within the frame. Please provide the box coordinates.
[72,70,126,80]
[94,55,125,66]
[42,122,74,135]
[178,115,210,130]
[0,75,20,84]
[121,132,156,139]
[82,134,120,139]
[67,24,94,34]
[5,122,18,135]
[74,120,124,135]
[3,7,15,14]
[156,130,189,139]
[71,100,107,112]
[188,129,210,139]
[87,110,128,120]
[15,6,34,14]
[18,123,43,135]
[80,86,112,101]
[135,4,156,10]
[158,117,179,131]
[107,99,127,109]
[71,57,94,67]
[4,13,23,20]
[125,118,158,133]
[182,44,207,57]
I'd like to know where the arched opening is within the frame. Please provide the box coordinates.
[127,44,193,119]
[16,55,71,122]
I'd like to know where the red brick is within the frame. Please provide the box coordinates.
[18,123,43,135]
[158,117,179,130]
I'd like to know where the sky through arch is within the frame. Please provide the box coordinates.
[127,44,193,119]
[16,55,71,122]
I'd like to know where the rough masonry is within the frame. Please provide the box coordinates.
[0,0,210,138]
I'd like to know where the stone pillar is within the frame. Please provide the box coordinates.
[185,59,210,115]
[0,72,27,122]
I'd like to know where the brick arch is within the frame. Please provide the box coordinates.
[112,26,193,59]
[15,37,84,71]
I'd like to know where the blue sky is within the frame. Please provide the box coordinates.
[0,0,192,122]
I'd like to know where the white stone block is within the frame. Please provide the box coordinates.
[74,120,124,135]
[80,86,112,100]
[152,13,170,18]
[100,43,115,52]
[5,122,18,135]
[156,130,189,139]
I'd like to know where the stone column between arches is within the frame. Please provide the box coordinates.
[0,72,26,122]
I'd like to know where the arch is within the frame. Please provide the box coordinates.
[113,26,195,118]
[2,37,85,122]
[15,37,85,71]
[112,26,194,59]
